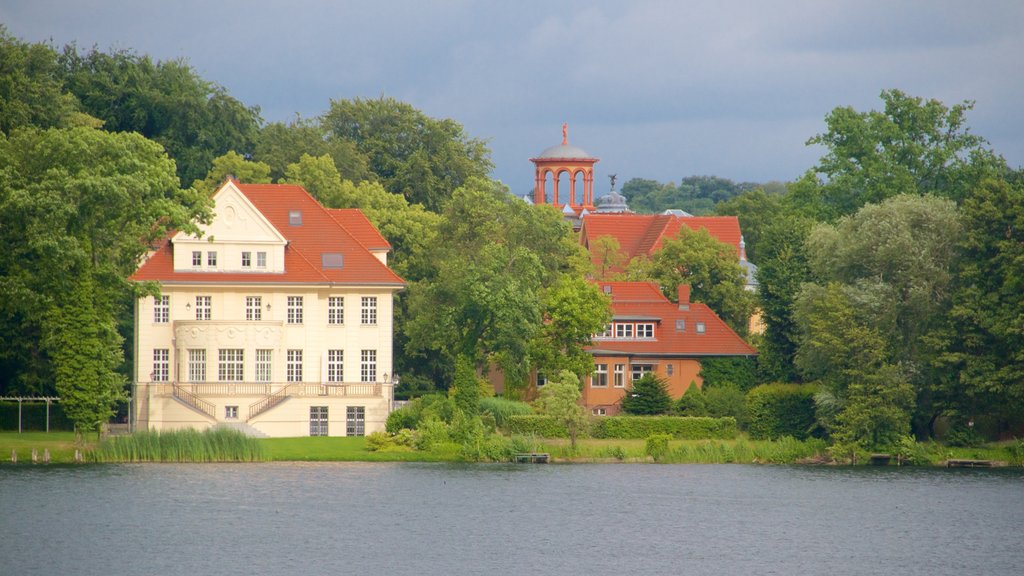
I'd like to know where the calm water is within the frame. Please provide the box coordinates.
[1,463,1022,576]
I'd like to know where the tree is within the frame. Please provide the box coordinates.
[534,370,588,450]
[621,373,672,415]
[589,234,627,280]
[626,226,754,336]
[60,46,262,186]
[674,382,707,417]
[450,355,482,417]
[320,97,492,211]
[714,187,784,263]
[0,126,210,396]
[529,276,612,379]
[0,29,83,133]
[804,89,1005,219]
[44,273,124,438]
[194,151,272,194]
[254,117,373,183]
[939,178,1024,427]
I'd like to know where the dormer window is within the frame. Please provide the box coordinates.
[289,210,302,226]
[322,253,344,269]
[696,322,706,334]
[257,251,267,268]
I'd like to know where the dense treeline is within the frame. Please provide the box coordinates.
[1,27,1021,450]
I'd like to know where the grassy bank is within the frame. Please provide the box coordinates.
[2,431,1020,465]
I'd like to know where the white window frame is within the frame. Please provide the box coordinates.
[242,251,252,268]
[328,296,344,325]
[192,251,202,267]
[592,363,608,387]
[631,364,654,383]
[346,406,365,437]
[615,323,634,339]
[636,323,655,339]
[225,405,238,419]
[195,295,211,321]
[218,349,244,382]
[287,349,303,382]
[327,350,344,382]
[614,364,626,388]
[246,296,262,321]
[207,251,217,267]
[696,322,706,334]
[154,295,169,323]
[255,349,272,383]
[287,296,303,324]
[360,349,376,382]
[153,349,169,382]
[188,349,206,383]
[361,296,377,325]
[256,251,267,268]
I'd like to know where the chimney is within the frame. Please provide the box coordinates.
[678,284,691,310]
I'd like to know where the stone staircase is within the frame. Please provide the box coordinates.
[215,421,269,438]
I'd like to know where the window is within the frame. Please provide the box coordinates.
[218,349,244,382]
[614,364,626,388]
[675,320,686,332]
[195,296,211,320]
[361,296,377,325]
[289,210,303,226]
[310,406,328,436]
[153,349,169,382]
[615,323,634,338]
[322,253,343,269]
[246,296,262,321]
[207,251,217,267]
[192,251,202,267]
[257,251,267,268]
[225,405,238,419]
[696,322,706,334]
[360,349,376,382]
[536,372,547,388]
[188,349,206,382]
[242,251,251,268]
[631,364,653,383]
[287,349,303,382]
[599,324,613,338]
[328,350,344,382]
[637,323,655,339]
[255,350,272,383]
[154,295,169,323]
[667,364,674,376]
[592,363,608,387]
[328,296,344,325]
[287,296,303,324]
[346,406,365,436]
[593,408,607,416]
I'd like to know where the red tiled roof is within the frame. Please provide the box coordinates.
[327,208,391,251]
[581,213,742,272]
[130,183,404,286]
[587,281,756,357]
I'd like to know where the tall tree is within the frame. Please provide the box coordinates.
[0,126,210,396]
[534,370,588,450]
[714,187,784,263]
[804,89,1005,219]
[0,28,84,133]
[320,97,492,211]
[626,226,754,336]
[254,117,373,183]
[529,276,612,380]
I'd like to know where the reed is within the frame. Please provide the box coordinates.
[92,428,264,462]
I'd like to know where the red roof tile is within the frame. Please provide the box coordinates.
[588,281,756,357]
[327,208,391,251]
[130,183,404,287]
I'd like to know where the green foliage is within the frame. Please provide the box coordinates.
[533,371,589,448]
[193,151,271,194]
[529,276,612,378]
[699,357,758,392]
[645,433,672,462]
[0,401,74,431]
[92,428,264,462]
[674,383,707,416]
[504,415,573,438]
[703,384,748,428]
[0,28,82,133]
[943,424,986,448]
[746,383,819,440]
[384,393,457,433]
[478,396,533,428]
[626,226,755,336]
[715,188,785,263]
[622,176,761,215]
[254,117,373,183]
[621,373,672,415]
[590,416,737,440]
[450,355,482,416]
[805,89,1005,218]
[320,96,492,212]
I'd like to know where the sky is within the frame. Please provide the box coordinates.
[4,0,1023,196]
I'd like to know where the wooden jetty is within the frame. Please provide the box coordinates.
[513,453,550,464]
[945,459,1005,468]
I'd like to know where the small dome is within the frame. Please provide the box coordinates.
[596,189,629,213]
[536,143,594,160]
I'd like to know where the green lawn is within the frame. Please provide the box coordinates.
[0,431,86,464]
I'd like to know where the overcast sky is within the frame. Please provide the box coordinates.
[4,0,1023,195]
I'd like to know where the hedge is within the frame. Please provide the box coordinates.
[505,415,571,438]
[591,416,737,439]
[746,383,818,440]
[504,414,737,440]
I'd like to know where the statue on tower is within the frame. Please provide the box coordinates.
[609,173,617,190]
[562,122,568,145]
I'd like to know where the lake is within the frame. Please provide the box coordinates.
[1,463,1022,575]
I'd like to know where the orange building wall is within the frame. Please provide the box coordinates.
[583,356,703,415]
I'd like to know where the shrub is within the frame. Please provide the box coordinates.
[704,384,748,428]
[591,416,737,439]
[413,417,452,451]
[505,415,571,438]
[621,373,672,415]
[674,383,708,416]
[645,433,672,462]
[746,383,818,440]
[479,396,533,427]
[699,357,758,392]
[386,393,457,433]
